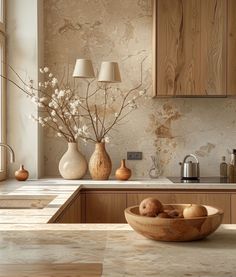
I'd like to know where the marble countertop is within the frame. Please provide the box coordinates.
[0,223,235,276]
[1,177,236,189]
[0,179,235,276]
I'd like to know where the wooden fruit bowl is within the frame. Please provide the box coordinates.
[124,204,223,242]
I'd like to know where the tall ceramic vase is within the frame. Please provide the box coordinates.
[89,142,112,180]
[59,142,88,180]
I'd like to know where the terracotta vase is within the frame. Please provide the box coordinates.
[115,159,132,181]
[59,142,88,180]
[89,142,112,180]
[15,165,29,181]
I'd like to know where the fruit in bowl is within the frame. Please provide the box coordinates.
[124,198,224,242]
[138,198,208,219]
[139,197,163,217]
[183,204,208,218]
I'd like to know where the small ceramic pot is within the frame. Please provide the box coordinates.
[15,165,29,181]
[115,159,132,181]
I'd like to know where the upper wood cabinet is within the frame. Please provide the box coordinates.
[227,0,236,96]
[154,0,227,97]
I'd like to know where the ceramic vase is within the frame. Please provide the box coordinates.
[89,142,112,180]
[59,142,88,180]
[115,159,132,181]
[15,165,29,181]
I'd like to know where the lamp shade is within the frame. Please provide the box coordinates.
[73,59,95,78]
[98,61,121,83]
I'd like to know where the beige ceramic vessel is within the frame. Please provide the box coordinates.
[89,143,112,180]
[125,204,223,242]
[115,159,132,181]
[59,143,87,180]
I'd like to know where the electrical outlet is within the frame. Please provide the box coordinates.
[127,152,143,160]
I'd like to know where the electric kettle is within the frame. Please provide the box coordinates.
[179,154,200,180]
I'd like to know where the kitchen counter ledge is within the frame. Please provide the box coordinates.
[0,178,236,224]
[0,224,235,276]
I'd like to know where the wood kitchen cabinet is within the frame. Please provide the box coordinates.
[127,192,230,223]
[227,0,236,95]
[85,192,127,223]
[52,193,85,223]
[231,194,236,223]
[154,0,226,97]
[52,189,233,224]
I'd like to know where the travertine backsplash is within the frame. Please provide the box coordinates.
[44,0,236,178]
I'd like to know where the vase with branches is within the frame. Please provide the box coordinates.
[1,57,148,180]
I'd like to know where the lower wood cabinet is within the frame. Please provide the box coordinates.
[231,194,236,223]
[52,190,235,224]
[53,193,85,223]
[85,192,126,223]
[127,192,231,224]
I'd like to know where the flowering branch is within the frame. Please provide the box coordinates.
[1,57,148,144]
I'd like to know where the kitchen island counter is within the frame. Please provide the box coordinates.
[0,223,235,276]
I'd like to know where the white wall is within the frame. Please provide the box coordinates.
[6,0,43,178]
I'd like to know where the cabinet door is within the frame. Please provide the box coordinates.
[227,0,236,95]
[157,0,201,96]
[231,194,236,223]
[200,0,226,96]
[85,193,126,223]
[54,193,84,223]
[155,0,226,97]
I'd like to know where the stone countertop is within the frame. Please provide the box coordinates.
[0,223,235,276]
[1,177,236,189]
[0,178,236,224]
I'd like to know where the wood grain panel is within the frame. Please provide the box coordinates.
[86,193,126,223]
[175,0,201,96]
[201,0,226,96]
[227,0,236,95]
[155,0,226,97]
[127,193,174,207]
[157,0,202,96]
[0,263,102,277]
[157,0,184,96]
[54,193,84,223]
[231,194,236,223]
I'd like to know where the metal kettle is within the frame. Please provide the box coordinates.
[179,154,200,180]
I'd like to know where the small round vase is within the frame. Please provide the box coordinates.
[59,142,88,180]
[15,165,29,181]
[115,159,132,181]
[89,142,112,180]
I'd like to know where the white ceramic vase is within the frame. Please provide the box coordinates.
[59,142,88,180]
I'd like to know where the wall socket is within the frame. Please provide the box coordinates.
[127,152,143,160]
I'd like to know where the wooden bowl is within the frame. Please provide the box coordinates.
[124,204,223,242]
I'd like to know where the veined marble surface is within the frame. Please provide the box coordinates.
[0,224,235,276]
[0,178,235,224]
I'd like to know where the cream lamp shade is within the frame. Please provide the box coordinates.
[98,61,121,83]
[73,59,95,78]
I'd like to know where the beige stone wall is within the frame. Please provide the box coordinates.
[44,0,236,178]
